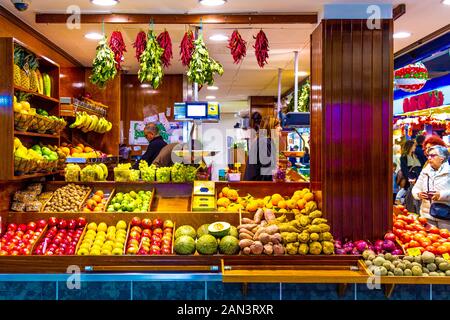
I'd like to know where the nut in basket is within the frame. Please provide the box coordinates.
[14,112,35,132]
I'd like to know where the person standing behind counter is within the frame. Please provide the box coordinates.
[132,123,167,169]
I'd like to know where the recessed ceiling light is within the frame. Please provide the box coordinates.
[199,0,226,6]
[298,71,309,77]
[141,84,151,88]
[207,86,219,91]
[442,0,450,5]
[209,34,228,42]
[206,96,216,100]
[393,32,411,39]
[91,0,119,6]
[85,32,104,40]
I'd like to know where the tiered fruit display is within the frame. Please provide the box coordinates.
[69,111,112,133]
[126,217,174,255]
[80,164,109,182]
[33,217,86,256]
[83,190,108,213]
[237,189,335,255]
[364,251,450,277]
[393,206,450,255]
[0,220,47,256]
[174,222,239,255]
[62,143,108,159]
[77,220,128,256]
[107,190,152,212]
[43,184,90,212]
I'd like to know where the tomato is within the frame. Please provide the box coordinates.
[436,246,448,255]
[402,234,411,243]
[413,234,423,242]
[418,231,428,237]
[443,242,450,251]
[425,245,436,254]
[429,234,441,242]
[418,247,426,253]
[405,225,414,231]
[418,217,428,225]
[397,205,405,210]
[409,240,420,248]
[414,224,425,232]
[429,227,441,235]
[420,239,432,248]
[440,229,450,239]
[432,242,441,248]
[394,221,406,229]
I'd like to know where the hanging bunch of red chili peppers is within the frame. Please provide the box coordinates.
[157,30,173,68]
[253,29,269,68]
[133,31,147,62]
[180,30,195,67]
[227,30,247,64]
[109,31,127,70]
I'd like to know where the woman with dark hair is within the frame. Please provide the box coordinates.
[400,139,422,188]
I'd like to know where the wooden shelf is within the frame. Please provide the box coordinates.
[14,131,59,139]
[14,86,59,104]
[12,170,63,181]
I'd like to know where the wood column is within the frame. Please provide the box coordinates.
[310,19,393,240]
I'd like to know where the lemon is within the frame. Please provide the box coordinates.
[112,248,123,255]
[90,249,101,256]
[97,222,108,233]
[101,249,111,256]
[77,248,89,256]
[87,222,97,231]
[116,220,127,230]
[107,226,116,234]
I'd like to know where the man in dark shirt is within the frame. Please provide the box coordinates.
[133,123,167,169]
[415,135,427,167]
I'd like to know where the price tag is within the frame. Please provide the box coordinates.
[443,253,450,261]
[407,248,421,257]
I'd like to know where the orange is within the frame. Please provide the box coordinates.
[286,199,297,210]
[271,194,283,206]
[95,190,104,198]
[93,206,103,212]
[257,199,265,208]
[297,199,307,210]
[92,195,102,203]
[291,195,300,202]
[86,199,97,210]
[246,202,258,212]
[277,200,287,209]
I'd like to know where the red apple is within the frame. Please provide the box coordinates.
[45,251,54,256]
[21,248,30,255]
[131,217,141,227]
[163,227,173,234]
[162,234,172,241]
[152,218,163,229]
[131,226,142,234]
[141,229,152,238]
[48,217,59,227]
[37,219,47,229]
[34,248,42,255]
[58,220,67,229]
[15,231,24,238]
[127,239,139,247]
[138,249,147,255]
[153,228,163,236]
[161,247,171,255]
[5,230,15,238]
[7,223,17,232]
[10,250,20,256]
[77,217,87,228]
[0,250,8,256]
[129,230,140,240]
[26,222,37,231]
[163,220,174,229]
[151,235,161,242]
[141,219,152,229]
[67,220,77,230]
[150,249,161,255]
[162,239,172,247]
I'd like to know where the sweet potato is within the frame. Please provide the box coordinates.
[239,228,254,237]
[254,209,264,224]
[263,244,273,255]
[264,209,276,221]
[242,247,251,255]
[239,233,253,240]
[238,223,258,230]
[269,233,282,244]
[250,241,264,255]
[259,232,271,244]
[260,220,268,227]
[251,226,259,233]
[239,239,253,248]
[241,218,255,224]
[265,225,279,235]
[273,244,285,255]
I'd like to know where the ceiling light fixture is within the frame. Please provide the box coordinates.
[209,34,228,42]
[91,0,119,6]
[199,0,226,6]
[207,86,219,91]
[297,71,309,77]
[85,32,104,40]
[393,32,411,39]
[206,96,216,100]
[442,0,450,5]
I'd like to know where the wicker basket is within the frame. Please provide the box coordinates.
[14,112,34,132]
[29,115,54,133]
[14,156,35,174]
[50,119,66,134]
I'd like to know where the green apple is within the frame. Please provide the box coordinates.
[112,248,123,255]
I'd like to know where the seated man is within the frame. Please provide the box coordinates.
[132,123,167,169]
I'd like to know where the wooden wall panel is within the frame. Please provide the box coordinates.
[121,75,183,145]
[84,69,121,155]
[60,67,85,98]
[310,20,393,241]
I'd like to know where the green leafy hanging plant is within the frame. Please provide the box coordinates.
[138,30,164,89]
[187,34,224,85]
[298,80,310,112]
[90,35,117,88]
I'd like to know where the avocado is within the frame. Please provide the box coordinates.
[208,222,231,238]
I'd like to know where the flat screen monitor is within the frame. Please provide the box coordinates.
[174,103,187,120]
[186,102,208,119]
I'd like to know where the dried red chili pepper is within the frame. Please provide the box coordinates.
[157,30,173,68]
[227,29,247,64]
[253,29,269,68]
[109,31,127,70]
[133,31,147,62]
[180,30,195,67]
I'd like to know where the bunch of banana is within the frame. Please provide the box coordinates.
[69,112,112,133]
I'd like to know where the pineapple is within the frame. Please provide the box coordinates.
[13,46,22,86]
[20,52,31,90]
[28,55,39,92]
